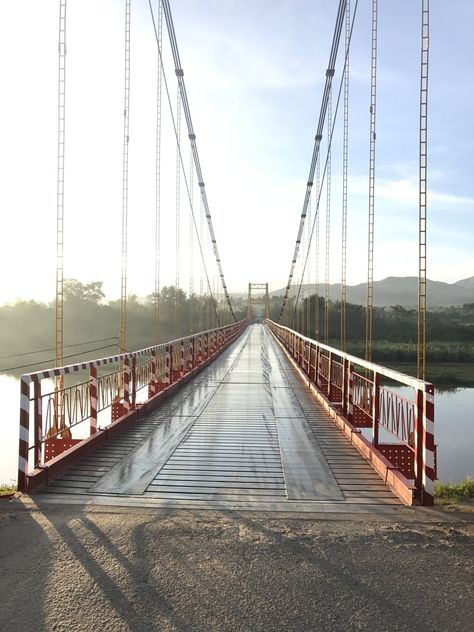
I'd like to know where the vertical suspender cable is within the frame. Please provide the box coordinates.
[119,0,131,354]
[341,0,350,351]
[175,86,182,337]
[199,195,204,296]
[365,0,378,362]
[54,0,67,433]
[324,86,333,345]
[56,0,67,371]
[306,194,311,335]
[315,155,321,339]
[189,146,194,333]
[154,0,163,344]
[418,0,429,380]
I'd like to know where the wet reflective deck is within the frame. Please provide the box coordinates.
[35,325,401,513]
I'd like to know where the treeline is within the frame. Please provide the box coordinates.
[287,295,474,363]
[0,280,241,375]
[1,281,473,375]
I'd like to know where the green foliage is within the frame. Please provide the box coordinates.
[291,295,474,363]
[64,279,105,303]
[0,482,17,496]
[0,281,243,376]
[434,478,474,500]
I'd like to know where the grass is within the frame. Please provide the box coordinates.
[0,482,17,496]
[435,478,474,501]
[386,362,474,388]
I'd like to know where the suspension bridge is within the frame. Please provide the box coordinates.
[16,0,436,510]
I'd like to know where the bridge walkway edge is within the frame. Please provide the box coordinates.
[29,325,405,514]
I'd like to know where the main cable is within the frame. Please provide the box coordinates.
[148,0,225,326]
[279,0,348,322]
[159,0,236,322]
[290,0,359,327]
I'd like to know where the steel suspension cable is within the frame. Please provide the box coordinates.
[324,87,332,344]
[147,0,225,327]
[315,155,321,339]
[306,193,312,335]
[189,145,194,334]
[119,0,131,354]
[279,0,348,323]
[341,0,350,351]
[154,0,163,344]
[365,0,378,362]
[160,0,236,322]
[199,194,204,296]
[290,1,359,328]
[418,0,429,380]
[175,86,182,337]
[54,0,67,433]
[55,0,67,370]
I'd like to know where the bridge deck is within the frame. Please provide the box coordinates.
[35,325,401,513]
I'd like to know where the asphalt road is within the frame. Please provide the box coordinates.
[0,501,473,632]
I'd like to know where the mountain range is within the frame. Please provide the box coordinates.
[267,276,474,307]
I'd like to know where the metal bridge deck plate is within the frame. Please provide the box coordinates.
[35,325,400,513]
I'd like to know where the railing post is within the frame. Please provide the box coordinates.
[90,367,98,435]
[347,361,354,422]
[18,376,31,491]
[198,335,202,363]
[165,345,173,386]
[123,356,131,412]
[309,343,315,382]
[150,349,157,396]
[131,356,137,409]
[417,384,435,506]
[328,351,333,401]
[189,337,195,370]
[414,387,423,502]
[33,378,42,468]
[180,340,185,377]
[341,358,348,415]
[372,371,380,447]
[315,345,321,390]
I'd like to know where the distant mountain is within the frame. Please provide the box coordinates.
[454,276,474,290]
[269,276,474,307]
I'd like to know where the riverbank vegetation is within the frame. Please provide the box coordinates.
[0,482,16,497]
[0,281,473,386]
[435,478,474,501]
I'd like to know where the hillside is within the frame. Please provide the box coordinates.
[268,276,474,307]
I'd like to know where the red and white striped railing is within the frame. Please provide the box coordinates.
[266,320,435,506]
[18,320,249,491]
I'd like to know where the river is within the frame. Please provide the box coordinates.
[0,375,473,485]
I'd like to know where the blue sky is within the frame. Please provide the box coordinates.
[0,0,472,303]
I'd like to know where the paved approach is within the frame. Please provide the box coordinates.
[35,324,402,513]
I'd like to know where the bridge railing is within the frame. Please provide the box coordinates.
[18,320,249,491]
[266,320,435,506]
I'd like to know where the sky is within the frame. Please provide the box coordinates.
[0,0,473,304]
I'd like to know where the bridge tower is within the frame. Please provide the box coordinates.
[247,283,270,322]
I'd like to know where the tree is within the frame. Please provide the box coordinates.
[64,279,105,303]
